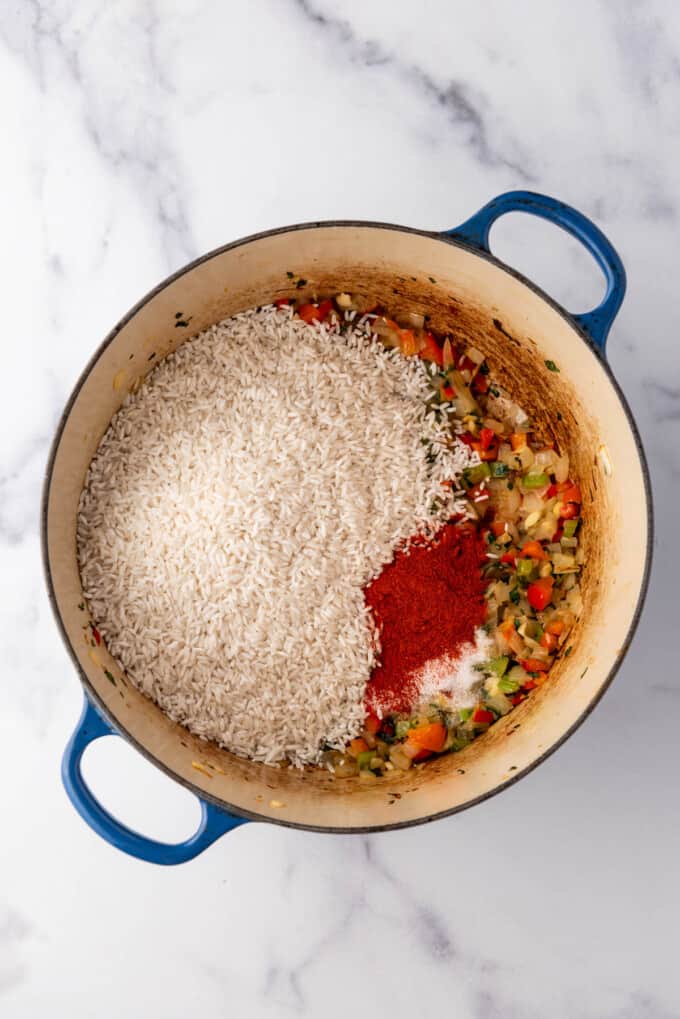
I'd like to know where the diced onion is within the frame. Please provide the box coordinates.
[554,453,569,484]
[483,417,507,435]
[407,311,425,330]
[515,446,535,471]
[465,346,486,365]
[534,449,557,470]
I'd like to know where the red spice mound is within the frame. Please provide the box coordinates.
[364,523,487,716]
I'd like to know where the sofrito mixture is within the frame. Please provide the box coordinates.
[281,292,584,781]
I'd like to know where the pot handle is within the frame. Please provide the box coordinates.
[444,190,626,352]
[62,697,248,865]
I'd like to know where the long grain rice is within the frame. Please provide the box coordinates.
[77,306,476,765]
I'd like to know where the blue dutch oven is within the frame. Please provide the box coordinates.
[43,192,652,863]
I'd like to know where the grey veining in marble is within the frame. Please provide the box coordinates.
[0,1,678,1016]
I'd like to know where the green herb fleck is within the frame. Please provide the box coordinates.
[489,386,501,397]
[479,361,490,375]
[175,318,190,328]
[410,276,417,282]
[557,411,563,421]
[286,271,294,279]
[78,601,85,611]
[545,359,560,373]
[174,311,183,319]
[507,481,514,491]
[428,276,437,284]
[295,278,307,289]
[580,666,589,678]
[104,669,117,686]
[486,531,496,545]
[147,352,156,361]
[563,645,573,657]
[513,617,522,631]
[509,588,520,605]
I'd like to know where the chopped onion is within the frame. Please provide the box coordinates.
[522,492,545,514]
[465,346,486,365]
[483,417,507,435]
[407,311,425,330]
[515,446,535,471]
[554,453,569,484]
[534,449,557,470]
[335,292,353,310]
[372,317,401,347]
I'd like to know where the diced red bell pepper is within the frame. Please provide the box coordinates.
[458,354,476,372]
[546,620,566,636]
[364,712,381,736]
[527,577,554,611]
[519,658,550,673]
[441,383,456,400]
[558,501,580,520]
[546,483,558,499]
[522,679,538,690]
[298,299,333,324]
[500,550,517,565]
[472,373,489,394]
[472,708,495,725]
[490,520,506,538]
[520,540,548,561]
[510,693,526,706]
[510,432,527,451]
[407,722,447,752]
[274,297,291,308]
[399,329,420,357]
[91,626,101,646]
[561,482,582,504]
[410,747,434,762]
[468,483,490,504]
[419,331,444,366]
[459,432,476,447]
[479,427,496,451]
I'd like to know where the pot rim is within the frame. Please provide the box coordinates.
[41,218,654,833]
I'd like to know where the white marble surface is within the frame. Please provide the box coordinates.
[1,1,678,1015]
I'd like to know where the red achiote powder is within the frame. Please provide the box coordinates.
[363,523,487,716]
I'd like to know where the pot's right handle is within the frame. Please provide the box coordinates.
[444,190,626,354]
[62,697,249,865]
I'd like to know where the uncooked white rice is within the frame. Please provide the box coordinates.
[77,305,477,766]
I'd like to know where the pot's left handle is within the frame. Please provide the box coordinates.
[62,697,249,865]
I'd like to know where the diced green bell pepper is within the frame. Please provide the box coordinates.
[490,461,509,478]
[487,656,509,677]
[463,462,491,485]
[516,557,536,579]
[522,472,550,489]
[498,676,520,693]
[357,750,375,770]
[563,518,579,538]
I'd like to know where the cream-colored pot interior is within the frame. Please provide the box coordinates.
[44,224,650,831]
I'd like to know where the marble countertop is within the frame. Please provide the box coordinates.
[1,1,677,1016]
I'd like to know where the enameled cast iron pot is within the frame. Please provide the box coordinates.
[43,191,652,864]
